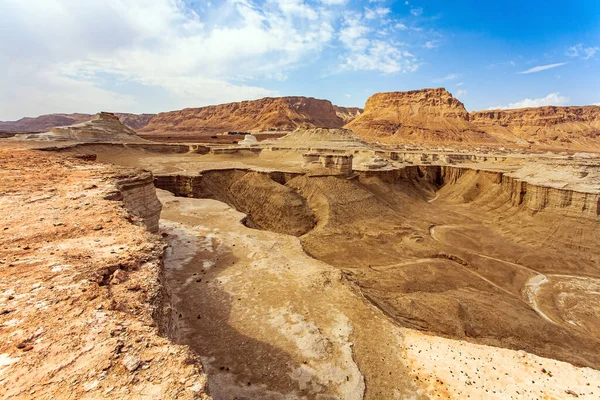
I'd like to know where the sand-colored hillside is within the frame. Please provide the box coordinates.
[471,106,600,147]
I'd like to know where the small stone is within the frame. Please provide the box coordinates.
[22,245,30,250]
[93,225,103,231]
[122,354,141,372]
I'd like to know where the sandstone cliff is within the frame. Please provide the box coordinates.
[0,112,154,132]
[345,88,497,144]
[140,97,347,135]
[470,106,600,147]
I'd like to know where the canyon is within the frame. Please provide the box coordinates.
[2,89,600,399]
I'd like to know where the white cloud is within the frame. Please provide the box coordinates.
[320,0,347,4]
[455,89,467,97]
[410,7,423,16]
[566,43,599,60]
[424,40,438,49]
[434,73,458,82]
[0,0,428,119]
[365,7,390,20]
[0,0,338,119]
[456,82,464,87]
[518,62,568,74]
[338,11,419,74]
[488,93,569,110]
[593,102,600,106]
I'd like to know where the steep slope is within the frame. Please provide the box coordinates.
[0,112,154,132]
[334,106,363,124]
[345,88,497,145]
[139,96,347,135]
[470,106,600,147]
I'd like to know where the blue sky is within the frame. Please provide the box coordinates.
[1,0,599,120]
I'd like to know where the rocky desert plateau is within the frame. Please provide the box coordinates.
[1,88,600,400]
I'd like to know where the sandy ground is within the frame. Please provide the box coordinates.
[157,189,600,399]
[2,138,600,399]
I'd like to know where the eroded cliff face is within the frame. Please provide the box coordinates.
[470,106,600,147]
[440,166,600,220]
[140,96,347,135]
[333,106,363,124]
[106,170,163,233]
[345,88,497,144]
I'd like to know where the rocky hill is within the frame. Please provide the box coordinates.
[139,97,349,135]
[14,112,148,142]
[470,106,600,147]
[345,88,497,145]
[0,112,154,132]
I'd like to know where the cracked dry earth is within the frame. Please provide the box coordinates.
[2,144,600,399]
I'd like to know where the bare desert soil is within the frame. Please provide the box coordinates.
[2,137,600,399]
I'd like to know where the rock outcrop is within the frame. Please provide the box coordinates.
[0,112,154,132]
[345,88,497,144]
[334,106,363,124]
[470,106,600,147]
[18,112,148,143]
[140,97,348,135]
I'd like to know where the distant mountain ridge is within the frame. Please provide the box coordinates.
[3,91,600,148]
[0,113,154,132]
[139,96,363,135]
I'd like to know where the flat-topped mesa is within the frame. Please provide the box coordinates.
[470,106,600,146]
[345,88,497,145]
[140,96,349,135]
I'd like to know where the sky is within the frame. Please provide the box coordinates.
[1,0,599,120]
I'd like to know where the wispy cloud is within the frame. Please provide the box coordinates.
[488,92,569,110]
[518,63,568,74]
[410,7,423,16]
[424,40,438,49]
[434,73,458,82]
[566,44,599,60]
[455,89,467,97]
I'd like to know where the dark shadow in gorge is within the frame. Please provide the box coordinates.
[161,226,326,399]
[155,166,600,370]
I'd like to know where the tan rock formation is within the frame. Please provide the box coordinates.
[345,88,497,144]
[139,97,347,135]
[470,106,600,147]
[32,112,147,143]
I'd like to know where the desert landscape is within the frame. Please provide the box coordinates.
[1,86,599,399]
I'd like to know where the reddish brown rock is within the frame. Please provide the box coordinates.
[139,96,348,135]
